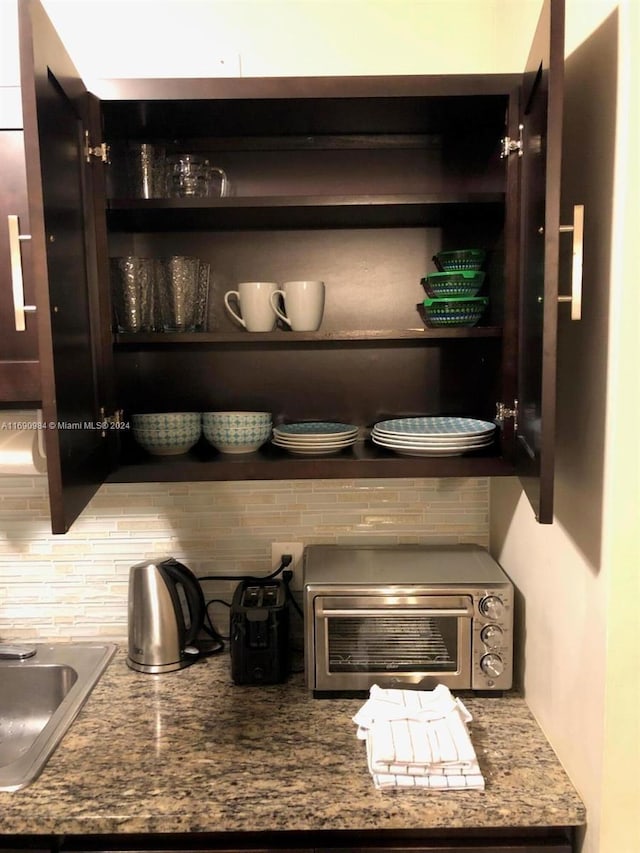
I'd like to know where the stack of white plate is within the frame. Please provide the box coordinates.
[371,416,496,457]
[272,422,359,456]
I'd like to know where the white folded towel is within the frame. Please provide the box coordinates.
[370,771,486,790]
[367,712,478,766]
[353,683,463,729]
[353,684,485,791]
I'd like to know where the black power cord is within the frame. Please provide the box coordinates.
[198,554,292,586]
[198,555,296,651]
[204,598,231,646]
[281,568,303,618]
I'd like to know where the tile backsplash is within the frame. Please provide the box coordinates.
[0,475,488,641]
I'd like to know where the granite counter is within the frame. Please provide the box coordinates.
[0,646,585,839]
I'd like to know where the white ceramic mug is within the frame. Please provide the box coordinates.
[224,281,279,332]
[270,280,325,331]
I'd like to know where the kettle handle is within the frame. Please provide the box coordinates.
[160,558,206,646]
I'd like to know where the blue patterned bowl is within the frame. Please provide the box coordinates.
[131,412,201,455]
[202,411,272,454]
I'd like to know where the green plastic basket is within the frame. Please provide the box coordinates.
[420,296,489,328]
[433,249,486,272]
[421,270,485,298]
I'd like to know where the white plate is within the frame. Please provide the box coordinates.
[388,447,474,457]
[371,438,493,450]
[372,442,492,458]
[273,431,358,445]
[371,430,493,447]
[373,416,496,438]
[271,438,356,453]
[372,436,493,455]
[273,434,359,446]
[272,439,356,456]
[274,422,358,439]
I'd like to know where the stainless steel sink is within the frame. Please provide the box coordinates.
[0,642,116,791]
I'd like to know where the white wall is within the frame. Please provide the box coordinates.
[0,0,20,85]
[491,3,640,853]
[39,0,542,84]
[0,0,22,126]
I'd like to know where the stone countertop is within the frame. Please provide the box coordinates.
[0,646,585,837]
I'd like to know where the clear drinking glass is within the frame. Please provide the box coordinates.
[196,262,211,331]
[110,257,155,333]
[167,154,229,198]
[168,155,211,198]
[156,256,200,332]
[126,143,166,199]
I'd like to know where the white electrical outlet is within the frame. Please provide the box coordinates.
[271,541,304,590]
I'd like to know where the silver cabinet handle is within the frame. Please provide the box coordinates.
[558,204,584,321]
[7,214,36,332]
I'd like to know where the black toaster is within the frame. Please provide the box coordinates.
[230,580,290,685]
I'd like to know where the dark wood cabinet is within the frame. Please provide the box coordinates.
[105,79,516,492]
[14,0,565,533]
[0,127,40,401]
[0,828,576,853]
[17,0,114,533]
[0,5,39,399]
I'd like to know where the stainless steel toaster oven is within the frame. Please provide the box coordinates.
[303,544,513,694]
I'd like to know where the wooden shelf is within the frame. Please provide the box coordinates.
[156,133,445,152]
[109,193,503,209]
[106,193,505,231]
[114,327,503,346]
[107,439,514,484]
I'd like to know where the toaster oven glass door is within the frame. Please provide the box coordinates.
[313,595,473,691]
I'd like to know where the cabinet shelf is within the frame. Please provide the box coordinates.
[106,193,505,231]
[114,327,503,346]
[161,132,444,152]
[107,439,514,484]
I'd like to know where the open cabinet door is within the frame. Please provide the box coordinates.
[18,0,114,533]
[516,0,565,523]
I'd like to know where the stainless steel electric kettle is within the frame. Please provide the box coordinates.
[127,558,205,674]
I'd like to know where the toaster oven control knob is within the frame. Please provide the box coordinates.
[480,653,504,679]
[479,595,505,620]
[480,624,503,648]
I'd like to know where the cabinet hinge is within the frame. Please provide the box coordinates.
[496,400,518,431]
[500,124,523,158]
[84,130,110,164]
[99,407,124,438]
